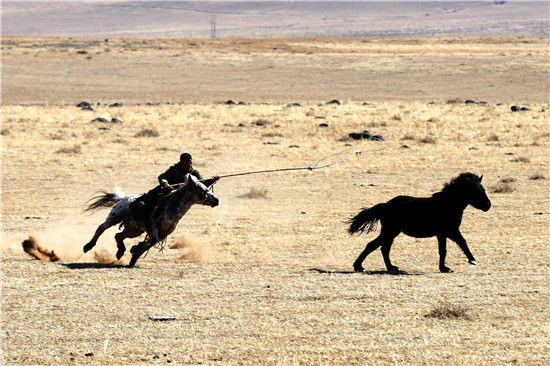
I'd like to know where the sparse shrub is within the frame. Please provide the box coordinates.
[50,132,66,141]
[1,128,10,136]
[401,134,417,141]
[426,117,439,123]
[491,178,515,193]
[420,135,437,144]
[425,303,472,320]
[135,128,159,138]
[56,144,82,154]
[238,187,269,199]
[511,156,530,163]
[76,50,88,54]
[529,173,546,180]
[487,134,499,142]
[446,98,463,104]
[391,114,402,121]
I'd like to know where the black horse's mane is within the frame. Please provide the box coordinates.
[441,172,480,193]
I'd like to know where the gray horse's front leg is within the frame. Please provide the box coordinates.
[448,230,476,265]
[437,235,452,273]
[129,226,159,267]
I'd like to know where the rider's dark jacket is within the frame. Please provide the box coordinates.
[158,164,202,185]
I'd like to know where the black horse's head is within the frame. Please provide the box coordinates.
[186,174,219,208]
[445,173,491,211]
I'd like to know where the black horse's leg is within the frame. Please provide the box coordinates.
[129,226,159,267]
[353,235,384,272]
[437,235,452,273]
[83,223,108,253]
[448,230,476,265]
[380,233,399,272]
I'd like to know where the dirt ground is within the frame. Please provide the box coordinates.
[1,37,549,365]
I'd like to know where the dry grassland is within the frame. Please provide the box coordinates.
[1,37,549,365]
[2,37,549,104]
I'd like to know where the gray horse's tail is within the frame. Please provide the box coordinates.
[84,190,124,212]
[347,203,386,235]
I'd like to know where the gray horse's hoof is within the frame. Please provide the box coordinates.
[468,259,477,265]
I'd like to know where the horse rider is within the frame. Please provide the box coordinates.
[132,153,219,222]
[158,152,219,188]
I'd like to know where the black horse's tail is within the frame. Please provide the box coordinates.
[347,203,385,235]
[84,190,124,212]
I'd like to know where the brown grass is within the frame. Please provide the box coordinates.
[135,128,159,138]
[425,303,472,320]
[511,156,531,163]
[420,135,437,144]
[490,178,516,193]
[55,144,81,154]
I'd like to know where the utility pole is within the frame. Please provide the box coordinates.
[210,15,216,38]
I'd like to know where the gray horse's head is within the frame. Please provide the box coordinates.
[186,174,219,207]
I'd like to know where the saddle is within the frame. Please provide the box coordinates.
[131,188,172,223]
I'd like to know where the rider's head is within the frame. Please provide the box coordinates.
[179,153,193,171]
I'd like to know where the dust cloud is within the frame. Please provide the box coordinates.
[1,215,125,263]
[169,233,232,263]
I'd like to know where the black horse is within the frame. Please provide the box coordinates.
[348,173,491,273]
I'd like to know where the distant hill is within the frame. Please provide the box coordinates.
[2,1,549,38]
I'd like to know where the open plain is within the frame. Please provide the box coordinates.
[1,37,549,364]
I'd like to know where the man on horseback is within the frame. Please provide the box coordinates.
[132,153,219,222]
[158,152,219,188]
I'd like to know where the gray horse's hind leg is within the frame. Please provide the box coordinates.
[83,199,131,254]
[83,222,110,253]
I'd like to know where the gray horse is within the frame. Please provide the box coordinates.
[83,174,219,266]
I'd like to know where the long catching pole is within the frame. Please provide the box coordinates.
[206,147,364,181]
[170,144,384,187]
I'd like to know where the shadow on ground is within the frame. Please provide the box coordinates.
[59,262,130,270]
[309,268,423,276]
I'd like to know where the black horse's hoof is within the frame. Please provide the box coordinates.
[440,266,453,273]
[116,248,126,260]
[354,266,365,273]
[83,243,94,253]
[387,266,399,272]
[468,259,477,265]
